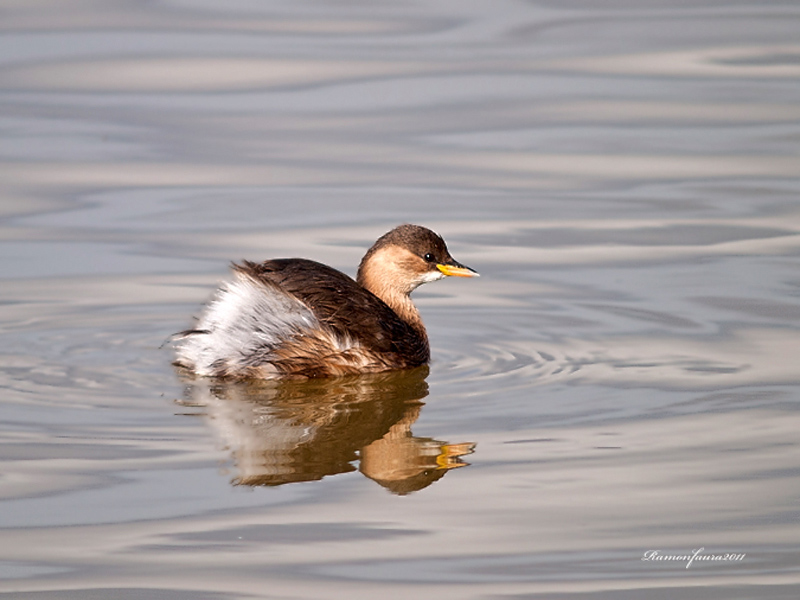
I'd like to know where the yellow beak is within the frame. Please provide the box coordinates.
[437,263,479,278]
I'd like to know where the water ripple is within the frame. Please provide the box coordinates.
[437,325,800,391]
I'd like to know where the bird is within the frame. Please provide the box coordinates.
[173,224,478,379]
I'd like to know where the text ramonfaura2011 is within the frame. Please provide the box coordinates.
[641,548,746,569]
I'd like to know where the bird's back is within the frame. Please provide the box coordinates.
[174,258,429,378]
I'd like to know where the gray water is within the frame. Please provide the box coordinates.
[2,1,800,598]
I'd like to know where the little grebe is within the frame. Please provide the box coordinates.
[174,224,477,379]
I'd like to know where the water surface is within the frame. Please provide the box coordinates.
[1,1,799,598]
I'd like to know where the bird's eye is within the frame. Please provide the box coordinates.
[423,253,436,263]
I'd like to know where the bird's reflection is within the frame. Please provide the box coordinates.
[176,367,474,495]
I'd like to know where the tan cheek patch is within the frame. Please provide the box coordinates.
[370,246,427,278]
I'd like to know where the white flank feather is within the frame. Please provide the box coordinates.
[175,271,319,376]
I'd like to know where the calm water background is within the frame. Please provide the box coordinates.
[2,1,800,598]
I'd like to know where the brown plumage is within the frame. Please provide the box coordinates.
[173,224,478,379]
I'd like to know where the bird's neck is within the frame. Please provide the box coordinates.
[358,272,426,336]
[384,289,425,333]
